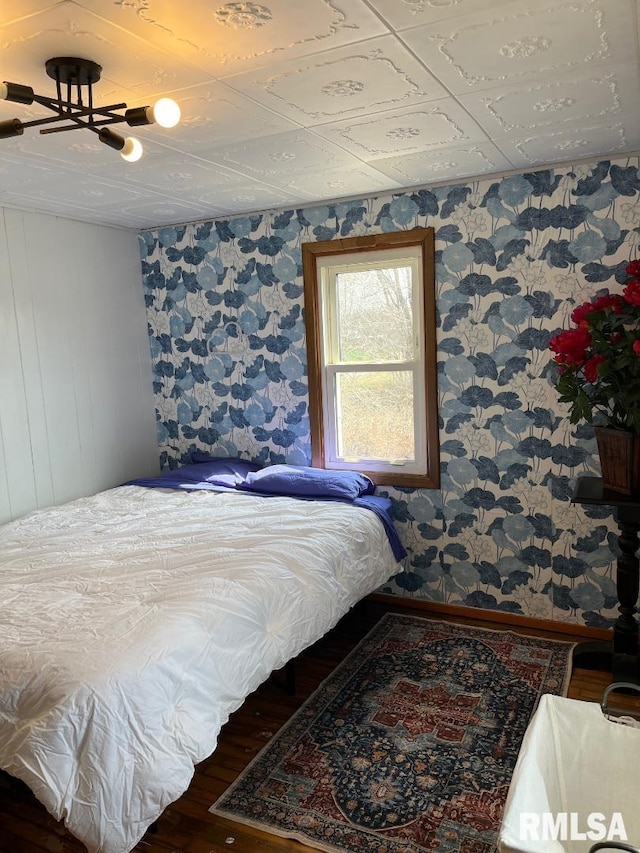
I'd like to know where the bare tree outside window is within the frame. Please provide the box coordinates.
[333,265,415,461]
[335,266,414,363]
[302,229,439,489]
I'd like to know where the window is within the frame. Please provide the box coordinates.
[302,229,439,488]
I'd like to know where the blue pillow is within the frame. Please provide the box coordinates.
[179,455,260,486]
[189,453,260,475]
[125,456,260,491]
[238,464,374,500]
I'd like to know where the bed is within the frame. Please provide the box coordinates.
[0,459,402,853]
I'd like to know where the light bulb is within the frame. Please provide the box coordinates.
[121,136,143,162]
[151,98,180,128]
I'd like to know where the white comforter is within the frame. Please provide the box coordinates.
[0,485,398,853]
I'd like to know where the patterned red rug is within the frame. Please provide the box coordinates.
[210,614,574,852]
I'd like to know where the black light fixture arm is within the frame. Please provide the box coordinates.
[0,57,180,160]
[18,98,128,130]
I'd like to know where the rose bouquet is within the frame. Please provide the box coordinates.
[549,260,640,434]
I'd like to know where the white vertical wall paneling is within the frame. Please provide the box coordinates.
[26,212,86,506]
[0,206,158,522]
[0,212,19,523]
[0,413,9,526]
[0,211,13,524]
[97,227,158,481]
[82,222,131,492]
[0,210,39,521]
[4,209,55,512]
[83,223,135,489]
[0,406,9,526]
[61,218,157,493]
[61,219,101,495]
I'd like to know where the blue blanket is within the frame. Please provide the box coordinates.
[126,459,406,562]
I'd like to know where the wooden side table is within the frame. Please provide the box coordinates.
[571,476,640,681]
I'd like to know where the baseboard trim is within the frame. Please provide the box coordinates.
[368,593,612,642]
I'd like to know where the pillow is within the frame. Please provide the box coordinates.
[189,452,261,478]
[125,456,261,491]
[238,464,374,500]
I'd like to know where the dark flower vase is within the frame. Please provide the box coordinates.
[594,426,640,496]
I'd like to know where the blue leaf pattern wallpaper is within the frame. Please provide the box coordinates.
[139,156,640,629]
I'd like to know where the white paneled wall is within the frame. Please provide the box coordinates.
[0,207,158,524]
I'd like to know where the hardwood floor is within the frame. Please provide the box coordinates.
[1,600,637,853]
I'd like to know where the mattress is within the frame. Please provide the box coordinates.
[0,485,399,853]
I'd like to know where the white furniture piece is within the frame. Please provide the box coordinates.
[498,689,640,853]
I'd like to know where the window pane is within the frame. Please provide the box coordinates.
[335,266,414,363]
[335,371,415,462]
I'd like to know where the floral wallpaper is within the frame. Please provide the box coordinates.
[139,156,640,629]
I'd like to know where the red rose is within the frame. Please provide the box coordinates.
[571,294,625,324]
[583,354,605,383]
[549,326,591,366]
[571,301,595,324]
[549,261,640,429]
[623,279,640,307]
[592,294,625,313]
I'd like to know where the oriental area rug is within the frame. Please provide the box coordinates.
[210,614,574,853]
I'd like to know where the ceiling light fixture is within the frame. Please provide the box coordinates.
[0,57,181,162]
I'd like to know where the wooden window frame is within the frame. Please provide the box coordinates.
[302,228,440,489]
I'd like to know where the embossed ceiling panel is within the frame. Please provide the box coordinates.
[365,0,504,30]
[400,0,637,94]
[0,150,68,191]
[314,99,490,159]
[79,0,389,76]
[494,119,640,168]
[0,1,58,24]
[203,129,362,178]
[371,141,513,185]
[155,81,299,150]
[184,182,301,215]
[282,162,402,199]
[0,116,170,172]
[457,65,640,136]
[95,196,217,227]
[0,3,201,99]
[222,35,449,126]
[2,173,150,207]
[0,0,637,229]
[100,150,252,195]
